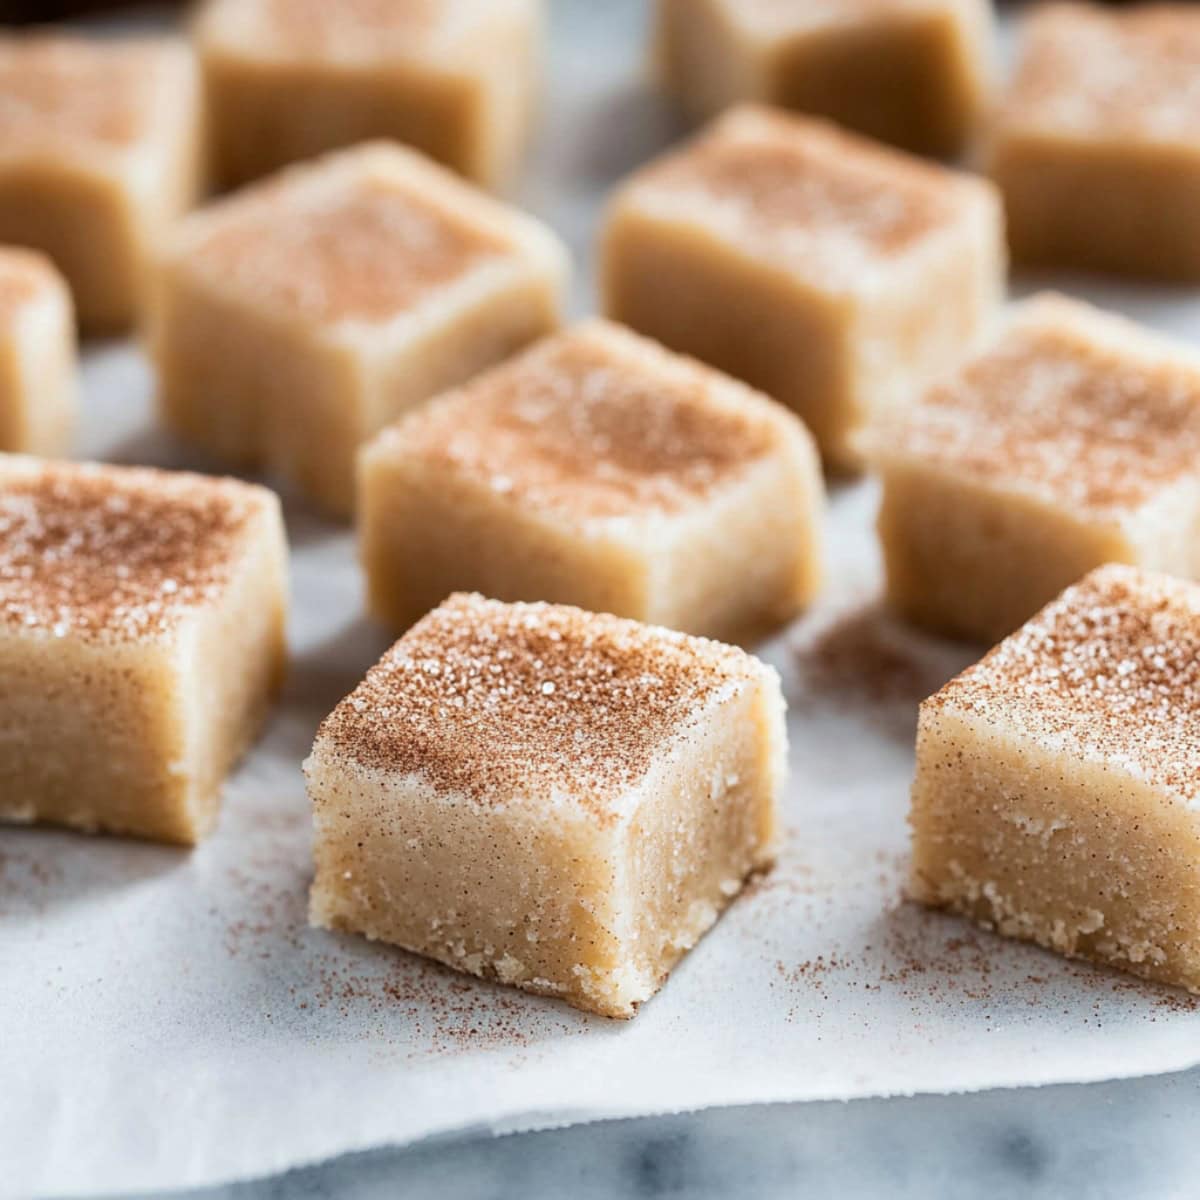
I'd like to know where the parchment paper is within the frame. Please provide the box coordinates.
[6,2,1200,1195]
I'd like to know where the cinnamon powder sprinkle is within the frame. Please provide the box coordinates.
[187,163,507,325]
[0,459,270,642]
[927,564,1200,804]
[629,106,980,279]
[877,294,1200,514]
[313,593,767,816]
[0,35,182,149]
[0,247,58,322]
[379,320,787,522]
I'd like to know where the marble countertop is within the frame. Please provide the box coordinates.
[138,1065,1198,1199]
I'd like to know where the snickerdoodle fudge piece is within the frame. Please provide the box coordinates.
[306,593,786,1018]
[359,320,823,642]
[601,105,1003,469]
[0,458,287,844]
[657,0,993,156]
[873,293,1200,644]
[0,34,202,331]
[987,3,1200,280]
[194,0,542,190]
[149,141,567,516]
[0,248,75,455]
[911,565,1200,993]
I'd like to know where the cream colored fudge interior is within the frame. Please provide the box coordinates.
[987,3,1200,281]
[306,593,786,1018]
[195,0,541,191]
[911,564,1200,993]
[149,141,568,516]
[0,247,75,456]
[0,34,202,332]
[601,105,1004,471]
[359,319,824,642]
[0,457,288,844]
[873,292,1200,644]
[657,0,993,157]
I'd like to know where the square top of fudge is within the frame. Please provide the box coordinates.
[872,293,1200,522]
[196,0,528,67]
[313,591,779,821]
[0,246,67,325]
[711,0,981,38]
[611,105,999,293]
[367,318,818,531]
[926,563,1200,806]
[998,3,1200,150]
[163,140,565,339]
[0,456,274,646]
[0,34,194,166]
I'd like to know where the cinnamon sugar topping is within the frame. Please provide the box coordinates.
[314,593,763,816]
[0,36,180,150]
[877,294,1200,514]
[0,248,59,322]
[383,321,786,521]
[928,565,1200,804]
[630,107,972,279]
[1004,4,1200,141]
[0,460,268,642]
[189,169,506,325]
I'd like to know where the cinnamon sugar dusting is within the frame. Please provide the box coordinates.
[385,321,786,521]
[313,593,764,815]
[0,36,180,149]
[190,168,506,325]
[0,460,270,642]
[877,294,1200,513]
[928,565,1200,803]
[1004,4,1200,141]
[632,107,972,278]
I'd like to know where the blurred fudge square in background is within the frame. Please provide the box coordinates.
[656,0,994,157]
[872,293,1200,644]
[601,104,1004,471]
[149,141,567,517]
[0,33,202,333]
[988,1,1200,280]
[194,0,542,190]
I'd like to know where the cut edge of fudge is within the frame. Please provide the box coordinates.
[0,456,288,843]
[305,592,786,1017]
[909,563,1200,991]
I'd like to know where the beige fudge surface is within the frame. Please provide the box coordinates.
[195,0,541,190]
[657,0,993,157]
[306,592,786,1018]
[150,141,567,516]
[987,3,1200,280]
[873,293,1200,644]
[0,457,287,844]
[0,247,76,456]
[360,319,824,643]
[0,35,202,332]
[601,105,1004,470]
[911,564,1200,993]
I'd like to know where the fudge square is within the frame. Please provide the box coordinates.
[149,142,567,517]
[359,320,824,643]
[911,565,1200,992]
[194,0,542,191]
[600,105,1004,470]
[0,35,202,332]
[873,293,1200,645]
[656,0,993,157]
[987,3,1200,280]
[306,593,786,1018]
[0,458,287,845]
[0,248,76,456]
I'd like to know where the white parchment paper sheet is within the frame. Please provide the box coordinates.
[5,2,1200,1195]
